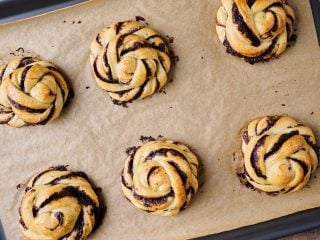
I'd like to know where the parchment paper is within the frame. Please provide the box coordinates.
[0,0,319,239]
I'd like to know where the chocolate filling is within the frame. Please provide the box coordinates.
[258,116,281,135]
[223,38,277,64]
[120,42,150,57]
[8,97,46,113]
[264,131,299,159]
[250,135,268,179]
[32,186,98,217]
[168,161,187,185]
[242,130,250,145]
[121,173,132,190]
[37,104,55,126]
[146,148,187,162]
[0,64,7,80]
[31,165,68,188]
[133,188,174,207]
[232,3,260,47]
[289,157,309,175]
[46,172,89,185]
[19,65,32,91]
[93,58,113,83]
[115,21,125,34]
[247,0,255,8]
[147,166,159,186]
[55,212,64,228]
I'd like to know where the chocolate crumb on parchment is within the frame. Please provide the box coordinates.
[112,99,129,108]
[281,104,286,107]
[135,16,146,22]
[86,86,90,89]
[166,35,175,44]
[311,112,314,115]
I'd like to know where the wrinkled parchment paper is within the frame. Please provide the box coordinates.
[0,0,319,239]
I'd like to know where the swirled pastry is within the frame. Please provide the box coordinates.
[216,0,295,63]
[19,166,102,240]
[0,57,70,127]
[90,20,171,104]
[121,139,199,216]
[241,116,319,194]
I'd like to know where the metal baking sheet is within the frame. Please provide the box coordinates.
[0,1,320,240]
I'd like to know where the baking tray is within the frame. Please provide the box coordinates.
[0,1,320,240]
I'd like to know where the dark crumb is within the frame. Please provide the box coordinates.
[311,112,314,115]
[78,21,82,24]
[160,89,167,94]
[281,104,286,106]
[16,183,24,190]
[169,78,174,83]
[201,56,204,59]
[86,86,90,89]
[232,152,236,161]
[174,56,180,62]
[135,16,146,22]
[275,90,278,93]
[314,175,317,179]
[217,158,220,161]
[112,99,129,108]
[166,35,175,44]
[140,136,156,143]
[49,165,69,171]
[72,21,75,24]
[64,88,75,108]
[126,146,138,155]
[169,106,172,109]
[237,171,255,191]
[63,20,66,23]
[290,34,297,43]
[16,47,25,53]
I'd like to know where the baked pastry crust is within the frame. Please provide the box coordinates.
[216,0,295,63]
[121,139,199,216]
[0,57,69,127]
[90,20,171,104]
[19,166,101,240]
[241,116,318,194]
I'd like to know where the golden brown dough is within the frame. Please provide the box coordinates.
[0,57,70,127]
[121,138,199,216]
[241,116,318,194]
[90,20,171,104]
[19,166,102,240]
[216,0,295,63]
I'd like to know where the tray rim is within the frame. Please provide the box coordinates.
[0,1,319,239]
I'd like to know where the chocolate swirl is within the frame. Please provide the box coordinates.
[0,57,70,127]
[121,139,199,216]
[19,166,102,240]
[216,0,295,63]
[90,20,171,103]
[241,116,318,194]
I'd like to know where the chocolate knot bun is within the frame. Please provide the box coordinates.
[0,57,70,127]
[121,139,199,216]
[241,116,318,194]
[90,20,171,104]
[216,0,295,63]
[19,166,102,240]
